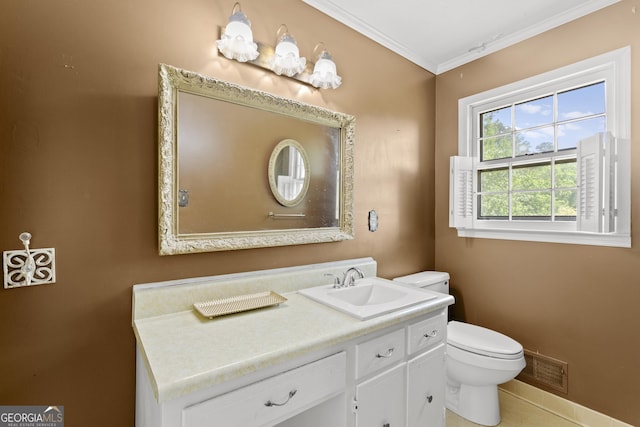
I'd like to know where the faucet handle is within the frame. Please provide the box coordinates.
[324,273,341,288]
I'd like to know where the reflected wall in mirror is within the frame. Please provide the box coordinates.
[268,139,310,207]
[158,64,355,255]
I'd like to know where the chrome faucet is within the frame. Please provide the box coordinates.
[342,267,364,287]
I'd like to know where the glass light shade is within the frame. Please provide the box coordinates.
[311,51,341,89]
[271,34,306,77]
[216,9,259,62]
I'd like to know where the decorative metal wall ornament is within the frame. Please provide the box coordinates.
[3,232,56,289]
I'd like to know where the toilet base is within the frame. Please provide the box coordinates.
[446,382,500,426]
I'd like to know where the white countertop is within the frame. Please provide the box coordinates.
[133,290,452,402]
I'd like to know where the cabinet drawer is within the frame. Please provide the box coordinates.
[407,311,446,355]
[356,329,405,379]
[182,352,346,427]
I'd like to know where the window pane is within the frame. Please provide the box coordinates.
[555,189,577,217]
[479,168,508,192]
[481,135,512,160]
[554,160,577,189]
[515,95,553,129]
[481,106,512,137]
[558,82,605,121]
[512,164,551,191]
[478,194,508,217]
[512,191,551,217]
[557,116,605,150]
[515,126,554,156]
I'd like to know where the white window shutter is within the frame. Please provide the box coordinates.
[449,156,474,229]
[603,132,616,233]
[577,132,614,233]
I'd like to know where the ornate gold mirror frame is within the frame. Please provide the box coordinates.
[158,64,355,255]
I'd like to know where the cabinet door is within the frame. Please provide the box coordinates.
[355,363,406,427]
[407,345,445,427]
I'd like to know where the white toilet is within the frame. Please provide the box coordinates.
[394,271,526,426]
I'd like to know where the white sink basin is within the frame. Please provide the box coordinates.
[298,277,438,320]
[328,283,407,306]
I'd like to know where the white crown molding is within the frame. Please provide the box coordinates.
[436,0,621,74]
[301,0,439,72]
[303,0,621,75]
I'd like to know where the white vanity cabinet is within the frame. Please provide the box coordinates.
[136,308,449,427]
[134,256,454,427]
[351,309,447,427]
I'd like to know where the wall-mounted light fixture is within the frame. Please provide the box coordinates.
[271,25,307,77]
[310,43,342,89]
[216,3,342,89]
[216,2,259,62]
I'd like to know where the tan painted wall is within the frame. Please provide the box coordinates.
[0,0,435,425]
[435,1,640,424]
[5,0,636,424]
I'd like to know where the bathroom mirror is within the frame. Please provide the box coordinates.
[268,139,310,207]
[158,64,355,255]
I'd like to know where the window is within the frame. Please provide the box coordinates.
[450,47,630,247]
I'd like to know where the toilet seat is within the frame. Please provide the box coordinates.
[448,321,523,360]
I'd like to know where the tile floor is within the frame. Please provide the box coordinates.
[446,389,580,427]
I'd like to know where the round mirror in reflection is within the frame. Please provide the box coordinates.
[268,139,310,207]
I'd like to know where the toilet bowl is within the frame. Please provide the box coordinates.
[394,272,526,427]
[446,321,525,426]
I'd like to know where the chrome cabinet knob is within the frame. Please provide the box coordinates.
[375,347,395,358]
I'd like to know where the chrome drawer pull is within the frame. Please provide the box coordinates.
[375,347,395,358]
[423,330,438,339]
[264,389,297,407]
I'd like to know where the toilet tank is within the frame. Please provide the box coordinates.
[393,271,450,294]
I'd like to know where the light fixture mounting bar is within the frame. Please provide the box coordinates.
[215,33,317,86]
[249,42,316,85]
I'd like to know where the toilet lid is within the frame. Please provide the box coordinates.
[447,321,523,360]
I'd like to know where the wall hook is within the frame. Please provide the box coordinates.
[18,232,35,286]
[3,232,56,289]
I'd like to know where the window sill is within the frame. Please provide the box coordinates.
[455,227,630,248]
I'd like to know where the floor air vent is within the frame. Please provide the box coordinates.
[518,349,568,394]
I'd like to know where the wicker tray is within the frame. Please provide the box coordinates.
[193,291,287,319]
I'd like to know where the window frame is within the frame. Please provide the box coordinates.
[453,47,631,247]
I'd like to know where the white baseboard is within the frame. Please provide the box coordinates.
[499,380,633,427]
